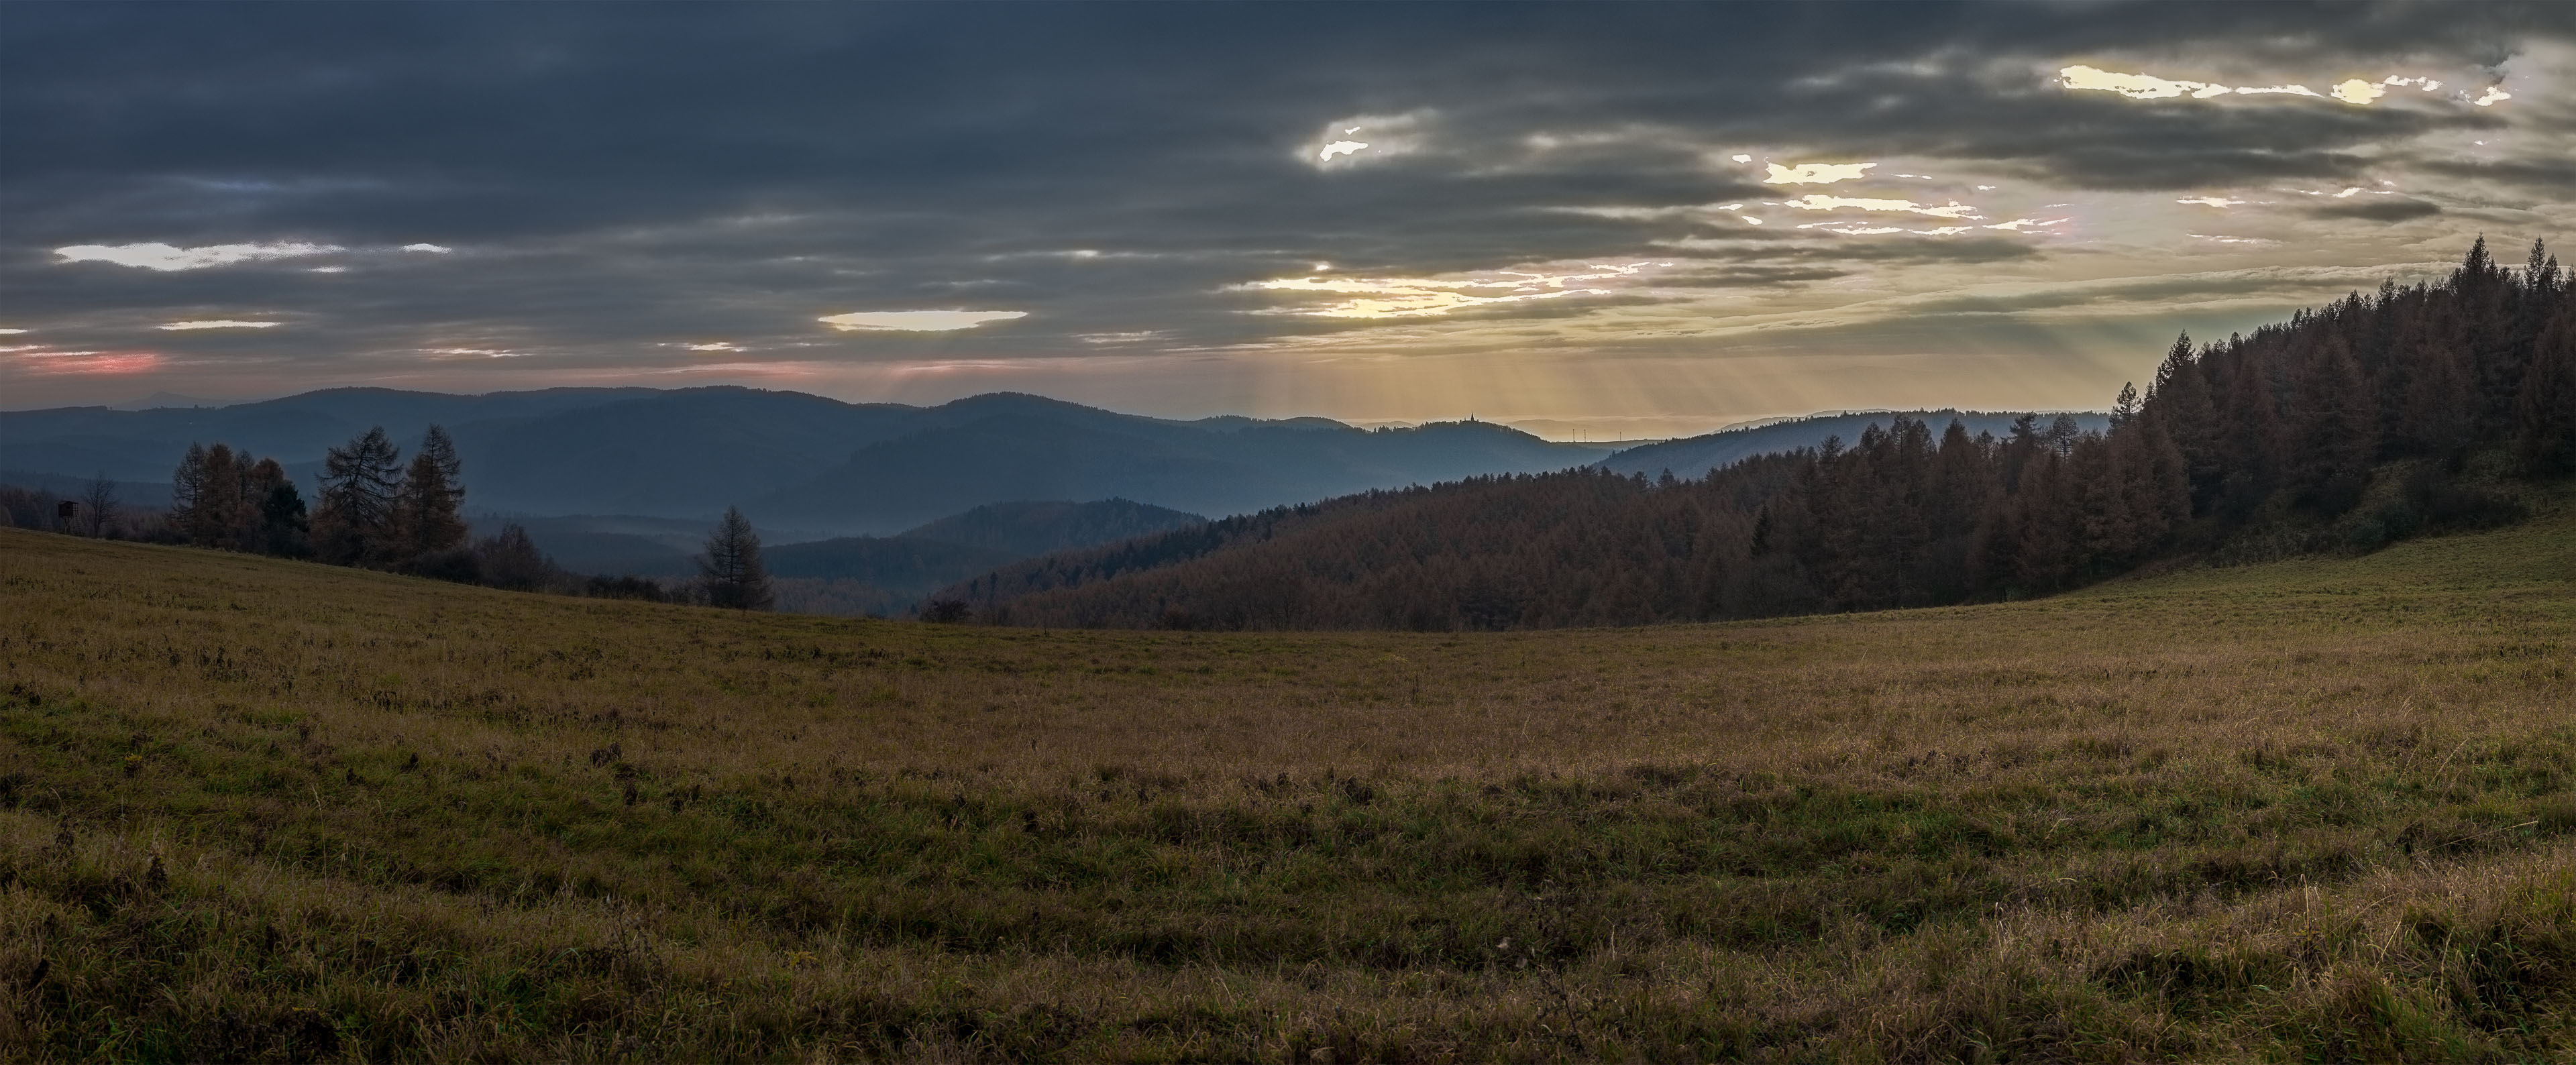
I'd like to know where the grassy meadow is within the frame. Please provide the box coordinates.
[3,490,2574,1062]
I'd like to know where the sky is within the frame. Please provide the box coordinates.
[4,2,2572,439]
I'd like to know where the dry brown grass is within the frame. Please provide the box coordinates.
[0,490,2571,1060]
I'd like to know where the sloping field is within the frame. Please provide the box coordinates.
[1,494,2572,1061]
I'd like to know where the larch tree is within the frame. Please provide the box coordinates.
[313,427,402,565]
[168,443,209,535]
[394,425,469,559]
[192,443,248,549]
[699,506,775,610]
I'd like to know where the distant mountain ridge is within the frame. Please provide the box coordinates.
[0,387,1613,532]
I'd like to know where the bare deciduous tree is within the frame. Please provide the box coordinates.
[81,474,118,538]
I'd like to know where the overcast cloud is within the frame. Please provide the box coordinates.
[4,1,2570,436]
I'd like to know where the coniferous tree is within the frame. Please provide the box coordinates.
[2216,350,2283,517]
[394,425,469,561]
[2518,307,2576,475]
[248,457,310,557]
[700,506,775,610]
[2284,333,2377,514]
[169,443,209,536]
[2149,333,2222,510]
[193,443,248,549]
[2110,382,2140,429]
[2009,450,2076,594]
[313,427,402,565]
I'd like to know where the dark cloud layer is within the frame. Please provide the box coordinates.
[2308,198,2445,222]
[2,1,2569,421]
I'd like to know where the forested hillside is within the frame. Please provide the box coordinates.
[944,238,2573,630]
[900,498,1202,557]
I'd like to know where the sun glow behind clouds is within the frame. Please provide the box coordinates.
[1244,263,1664,319]
[54,241,343,271]
[816,311,1028,332]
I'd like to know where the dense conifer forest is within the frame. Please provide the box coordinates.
[944,238,2574,630]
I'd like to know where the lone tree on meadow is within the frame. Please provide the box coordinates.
[699,506,774,610]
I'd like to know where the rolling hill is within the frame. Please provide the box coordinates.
[3,488,2569,1059]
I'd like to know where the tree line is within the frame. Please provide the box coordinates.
[941,237,2571,630]
[24,423,782,609]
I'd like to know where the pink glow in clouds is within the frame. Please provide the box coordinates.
[4,347,166,376]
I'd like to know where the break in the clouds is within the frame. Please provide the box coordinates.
[3,3,2571,435]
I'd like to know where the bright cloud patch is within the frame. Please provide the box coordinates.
[817,311,1028,332]
[0,329,25,335]
[679,342,743,352]
[2059,64,2230,99]
[2177,197,2248,208]
[1244,263,1662,319]
[1764,162,1875,185]
[2059,65,2453,106]
[401,243,453,254]
[2475,86,2511,106]
[1781,194,1980,219]
[158,320,280,331]
[53,241,343,271]
[1305,111,1432,168]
